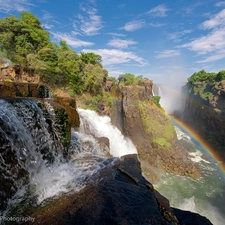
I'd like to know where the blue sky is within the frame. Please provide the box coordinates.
[0,0,225,87]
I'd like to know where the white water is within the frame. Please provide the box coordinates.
[155,124,225,225]
[2,100,224,224]
[28,108,138,203]
[3,107,137,213]
[78,108,137,157]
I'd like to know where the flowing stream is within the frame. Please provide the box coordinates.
[155,122,225,225]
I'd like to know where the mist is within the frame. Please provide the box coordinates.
[153,83,188,114]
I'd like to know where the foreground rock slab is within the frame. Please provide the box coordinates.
[21,154,212,225]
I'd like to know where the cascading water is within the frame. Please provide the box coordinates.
[78,108,137,157]
[0,100,137,218]
[155,122,225,225]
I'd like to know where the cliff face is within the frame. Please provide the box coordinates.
[182,81,225,159]
[105,81,200,183]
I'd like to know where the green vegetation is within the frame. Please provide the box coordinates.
[215,70,225,81]
[187,69,225,101]
[0,12,155,98]
[81,92,113,112]
[118,73,147,86]
[153,96,161,108]
[188,69,225,84]
[153,137,171,148]
[138,100,175,149]
[0,12,107,96]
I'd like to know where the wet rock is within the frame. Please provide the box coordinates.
[0,97,73,211]
[53,96,80,128]
[173,208,213,225]
[96,136,110,156]
[21,154,212,225]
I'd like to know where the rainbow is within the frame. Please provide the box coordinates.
[172,117,225,173]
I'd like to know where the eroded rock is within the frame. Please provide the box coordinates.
[21,154,212,225]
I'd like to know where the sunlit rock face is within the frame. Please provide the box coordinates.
[0,81,50,98]
[182,81,225,160]
[104,81,200,183]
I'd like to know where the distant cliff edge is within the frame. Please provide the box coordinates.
[180,70,225,161]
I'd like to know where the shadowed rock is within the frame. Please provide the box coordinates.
[21,154,212,225]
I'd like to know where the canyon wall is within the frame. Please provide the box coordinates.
[182,81,225,160]
[104,81,200,183]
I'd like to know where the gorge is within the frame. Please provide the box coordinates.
[0,9,224,225]
[0,75,223,224]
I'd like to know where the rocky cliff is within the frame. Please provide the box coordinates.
[182,81,225,160]
[104,81,200,183]
[0,78,212,224]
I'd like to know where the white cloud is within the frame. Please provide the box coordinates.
[201,9,225,29]
[154,50,180,59]
[82,48,147,66]
[177,9,225,63]
[106,32,126,37]
[107,68,125,78]
[179,28,225,55]
[120,20,145,32]
[215,1,225,7]
[107,38,137,49]
[42,11,54,21]
[196,51,225,63]
[52,32,94,48]
[75,6,103,36]
[42,23,54,30]
[147,4,169,17]
[149,22,166,28]
[167,29,192,42]
[0,0,34,13]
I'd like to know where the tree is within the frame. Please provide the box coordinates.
[215,70,225,81]
[57,43,83,91]
[80,52,102,67]
[0,16,23,62]
[20,11,49,51]
[188,70,217,84]
[83,63,108,95]
[118,73,136,85]
[0,12,49,67]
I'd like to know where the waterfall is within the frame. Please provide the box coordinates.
[0,100,137,215]
[78,108,137,157]
[152,83,163,96]
[0,98,71,211]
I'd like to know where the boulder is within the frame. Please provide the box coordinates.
[21,154,212,225]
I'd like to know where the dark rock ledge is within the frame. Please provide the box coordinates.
[22,154,212,225]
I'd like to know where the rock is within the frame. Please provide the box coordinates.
[21,154,212,225]
[182,81,225,162]
[0,97,73,211]
[96,136,110,153]
[173,208,213,225]
[53,96,80,128]
[107,81,199,183]
[0,81,50,98]
[0,81,80,129]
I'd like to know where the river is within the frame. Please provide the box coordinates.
[155,122,225,225]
